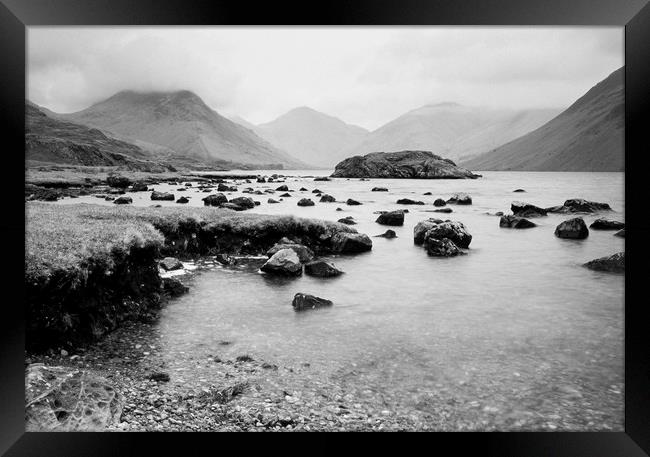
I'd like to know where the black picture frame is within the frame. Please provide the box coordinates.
[2,0,649,455]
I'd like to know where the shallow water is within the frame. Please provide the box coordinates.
[58,171,625,430]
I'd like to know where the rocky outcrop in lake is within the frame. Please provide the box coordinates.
[583,252,624,273]
[499,215,536,229]
[447,193,472,205]
[267,242,315,263]
[331,151,481,179]
[151,191,175,201]
[511,201,547,217]
[546,199,611,214]
[304,260,344,277]
[260,249,303,276]
[331,232,372,253]
[589,218,624,230]
[425,237,464,257]
[292,293,333,311]
[423,221,472,248]
[555,217,589,239]
[376,210,405,226]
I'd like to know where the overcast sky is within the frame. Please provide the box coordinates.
[27,27,623,131]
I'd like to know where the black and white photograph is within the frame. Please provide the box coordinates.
[24,25,626,433]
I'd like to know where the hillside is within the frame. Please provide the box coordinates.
[461,67,624,171]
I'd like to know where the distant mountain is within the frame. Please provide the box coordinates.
[25,101,173,171]
[62,90,308,169]
[343,102,560,163]
[229,115,259,132]
[256,107,368,168]
[461,67,624,171]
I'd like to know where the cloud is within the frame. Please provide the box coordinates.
[27,27,623,130]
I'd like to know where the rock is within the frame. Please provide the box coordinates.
[425,237,464,257]
[499,215,537,229]
[162,277,189,297]
[447,193,472,205]
[336,207,343,211]
[424,221,472,248]
[280,193,292,198]
[423,192,433,196]
[346,198,362,206]
[372,187,388,192]
[276,185,289,191]
[614,229,625,238]
[217,183,237,192]
[338,216,356,225]
[299,187,308,191]
[131,181,149,192]
[268,198,280,204]
[513,189,526,192]
[176,196,189,204]
[151,191,175,201]
[160,257,183,271]
[583,252,624,273]
[314,176,331,181]
[375,229,397,239]
[433,198,446,207]
[554,217,589,239]
[511,201,547,217]
[260,249,303,276]
[113,196,132,205]
[547,198,612,214]
[376,210,405,226]
[331,150,480,179]
[304,260,344,277]
[184,182,193,187]
[267,243,315,263]
[220,203,246,211]
[589,218,625,230]
[229,197,255,209]
[292,293,333,311]
[104,196,114,201]
[215,253,234,265]
[26,364,123,431]
[413,219,444,245]
[331,232,372,253]
[396,198,424,205]
[257,177,266,183]
[433,208,453,213]
[106,175,132,188]
[297,198,315,207]
[312,189,322,194]
[319,194,336,203]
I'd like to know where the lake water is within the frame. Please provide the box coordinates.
[58,171,625,430]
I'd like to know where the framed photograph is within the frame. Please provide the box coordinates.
[2,0,649,455]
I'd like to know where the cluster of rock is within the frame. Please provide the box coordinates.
[413,218,472,257]
[201,193,256,211]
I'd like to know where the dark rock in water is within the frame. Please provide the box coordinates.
[614,229,625,238]
[280,193,292,197]
[375,229,397,239]
[555,217,589,239]
[338,216,357,225]
[312,189,322,194]
[331,232,372,253]
[106,175,132,188]
[413,218,444,245]
[292,293,333,311]
[583,252,624,273]
[113,196,132,205]
[254,201,261,206]
[425,237,464,257]
[202,193,228,206]
[513,189,526,193]
[297,198,315,207]
[26,364,123,431]
[148,371,171,383]
[299,187,308,191]
[336,207,343,211]
[372,187,389,192]
[376,210,405,226]
[320,194,336,203]
[268,198,280,204]
[151,191,175,201]
[216,254,234,265]
[260,249,303,276]
[433,208,453,213]
[346,198,362,205]
[447,193,472,205]
[276,185,289,191]
[494,211,504,216]
[176,196,189,204]
[397,198,424,205]
[331,150,481,179]
[229,196,255,209]
[104,196,114,201]
[424,221,472,248]
[590,218,625,230]
[131,181,148,192]
[267,243,314,263]
[547,199,612,214]
[423,192,433,196]
[220,203,246,211]
[511,201,547,217]
[314,176,331,181]
[162,277,189,297]
[160,257,183,271]
[433,198,446,207]
[257,177,266,183]
[499,215,536,229]
[217,183,237,192]
[304,260,344,277]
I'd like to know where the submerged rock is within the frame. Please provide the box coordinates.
[229,197,255,209]
[447,193,472,205]
[260,249,303,276]
[220,203,246,211]
[433,198,447,207]
[555,217,589,239]
[331,232,372,253]
[319,194,336,203]
[513,189,526,193]
[583,252,624,273]
[425,237,464,257]
[267,198,280,204]
[499,215,536,229]
[304,260,344,277]
[424,221,472,248]
[547,199,612,214]
[376,210,405,226]
[160,257,183,271]
[375,229,397,239]
[176,196,189,204]
[297,198,315,207]
[372,187,388,192]
[275,185,289,191]
[397,198,424,205]
[292,293,333,311]
[589,218,625,230]
[151,191,175,201]
[433,208,453,213]
[113,196,132,205]
[346,198,362,206]
[338,216,357,225]
[511,201,547,217]
[280,193,292,198]
[267,243,315,263]
[331,150,480,179]
[217,183,237,192]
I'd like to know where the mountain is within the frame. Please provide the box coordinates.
[25,101,174,171]
[461,68,624,171]
[343,102,561,163]
[256,107,368,168]
[229,115,259,132]
[62,90,307,169]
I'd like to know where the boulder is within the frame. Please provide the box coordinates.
[106,175,131,188]
[423,192,433,196]
[425,237,464,257]
[314,176,331,181]
[202,193,228,206]
[376,210,405,226]
[336,207,343,211]
[413,218,444,245]
[292,293,333,311]
[338,216,357,225]
[297,198,315,207]
[331,232,372,253]
[614,229,625,238]
[433,208,453,213]
[184,182,192,187]
[346,198,362,206]
[397,198,424,205]
[162,277,189,296]
[276,185,289,191]
[511,201,547,217]
[26,364,123,431]
[424,221,472,248]
[113,196,132,205]
[176,196,189,204]
[131,181,148,192]
[375,229,397,239]
[229,197,255,209]
[304,260,344,277]
[499,215,536,229]
[513,189,526,193]
[267,243,315,263]
[433,198,446,207]
[267,198,280,204]
[260,249,303,276]
[589,218,625,230]
[160,257,183,271]
[547,199,612,214]
[372,187,388,192]
[151,191,175,201]
[220,203,246,211]
[312,189,322,194]
[320,194,336,203]
[331,150,480,179]
[299,187,308,191]
[280,193,292,198]
[555,217,589,239]
[256,177,266,183]
[447,193,472,205]
[217,183,237,192]
[583,252,624,273]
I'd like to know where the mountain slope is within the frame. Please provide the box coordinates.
[256,107,368,168]
[461,67,624,171]
[343,103,561,163]
[62,90,307,169]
